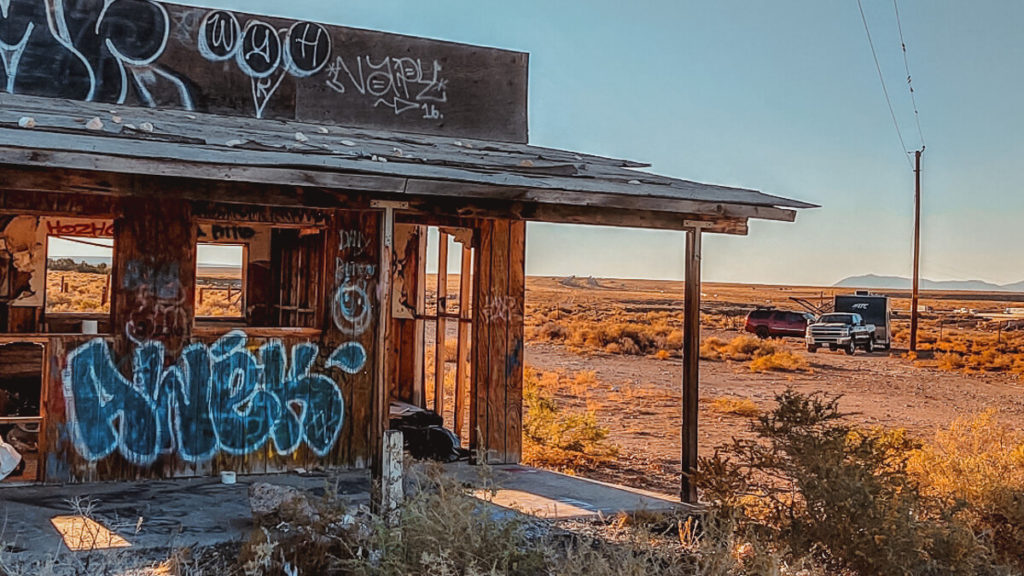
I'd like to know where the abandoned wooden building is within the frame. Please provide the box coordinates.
[0,1,811,501]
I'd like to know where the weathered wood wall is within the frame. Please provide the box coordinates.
[471,219,525,464]
[0,186,380,482]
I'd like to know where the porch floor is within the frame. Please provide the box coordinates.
[0,464,686,564]
[452,463,687,519]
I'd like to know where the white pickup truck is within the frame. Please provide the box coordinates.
[805,312,876,355]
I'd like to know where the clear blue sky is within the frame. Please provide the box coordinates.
[165,1,1024,285]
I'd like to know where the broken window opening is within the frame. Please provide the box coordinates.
[0,341,44,484]
[44,235,113,316]
[195,243,246,319]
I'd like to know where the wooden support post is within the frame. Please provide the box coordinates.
[372,202,398,484]
[435,232,449,416]
[381,429,404,528]
[681,224,705,505]
[454,244,473,441]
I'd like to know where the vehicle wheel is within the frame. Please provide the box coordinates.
[806,344,818,353]
[864,338,874,353]
[755,327,770,339]
[844,340,856,355]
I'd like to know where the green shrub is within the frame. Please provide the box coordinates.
[698,390,1008,575]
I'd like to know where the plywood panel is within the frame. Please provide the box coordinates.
[0,1,528,142]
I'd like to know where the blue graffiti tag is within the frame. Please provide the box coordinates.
[327,341,367,374]
[61,330,348,467]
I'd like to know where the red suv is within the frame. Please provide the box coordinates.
[744,308,815,339]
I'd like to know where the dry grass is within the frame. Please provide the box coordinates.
[909,410,1024,568]
[45,270,109,313]
[234,465,723,576]
[710,396,761,418]
[749,350,810,373]
[45,270,242,318]
[521,367,618,474]
[700,335,776,362]
[699,390,1019,575]
[194,285,243,318]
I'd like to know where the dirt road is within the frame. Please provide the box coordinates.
[525,332,1024,495]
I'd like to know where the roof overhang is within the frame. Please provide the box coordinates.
[0,94,815,234]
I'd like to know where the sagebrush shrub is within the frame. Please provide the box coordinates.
[698,390,1008,576]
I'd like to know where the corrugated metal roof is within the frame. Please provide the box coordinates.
[0,94,815,229]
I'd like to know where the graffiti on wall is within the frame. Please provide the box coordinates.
[0,1,483,131]
[196,11,331,118]
[45,219,114,238]
[0,0,192,107]
[196,224,256,242]
[480,294,522,325]
[62,330,346,466]
[325,54,449,119]
[329,228,374,374]
[122,260,188,352]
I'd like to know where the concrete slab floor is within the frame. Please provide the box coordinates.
[451,463,694,520]
[0,470,371,565]
[0,463,690,565]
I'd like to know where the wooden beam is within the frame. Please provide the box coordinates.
[372,205,397,484]
[681,226,704,504]
[454,243,473,442]
[434,232,449,416]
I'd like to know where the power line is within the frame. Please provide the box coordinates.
[893,0,925,148]
[856,0,914,170]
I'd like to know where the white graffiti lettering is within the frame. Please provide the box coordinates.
[325,54,448,119]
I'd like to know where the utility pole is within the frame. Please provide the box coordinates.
[909,149,923,352]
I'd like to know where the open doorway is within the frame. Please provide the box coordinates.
[423,228,474,446]
[0,341,44,484]
[389,225,474,448]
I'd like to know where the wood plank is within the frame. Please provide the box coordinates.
[434,232,448,416]
[0,142,803,222]
[372,207,395,481]
[469,221,492,462]
[504,221,526,463]
[486,220,510,463]
[454,243,473,442]
[0,164,766,233]
[681,229,702,504]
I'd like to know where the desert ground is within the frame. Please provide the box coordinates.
[40,268,1024,496]
[517,277,1024,495]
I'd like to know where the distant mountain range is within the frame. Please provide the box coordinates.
[836,274,1024,293]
